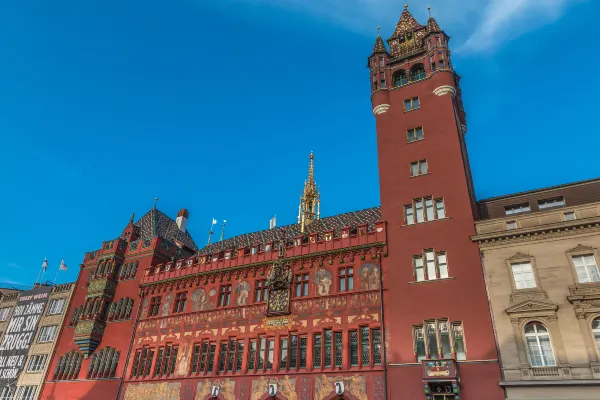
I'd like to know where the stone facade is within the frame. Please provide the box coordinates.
[473,182,600,399]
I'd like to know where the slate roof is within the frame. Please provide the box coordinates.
[135,208,198,251]
[197,206,381,255]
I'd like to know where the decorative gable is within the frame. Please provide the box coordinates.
[567,244,595,253]
[505,300,558,318]
[507,252,532,261]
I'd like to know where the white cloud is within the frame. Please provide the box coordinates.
[227,0,584,53]
[6,263,21,269]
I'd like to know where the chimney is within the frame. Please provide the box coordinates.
[176,208,189,232]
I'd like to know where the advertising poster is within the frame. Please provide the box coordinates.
[0,285,52,385]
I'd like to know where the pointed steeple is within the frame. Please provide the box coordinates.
[372,26,388,55]
[427,6,442,32]
[297,152,321,233]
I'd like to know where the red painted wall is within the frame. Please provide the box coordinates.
[372,40,504,399]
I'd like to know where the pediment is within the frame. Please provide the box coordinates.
[507,252,532,260]
[567,244,596,253]
[505,300,558,316]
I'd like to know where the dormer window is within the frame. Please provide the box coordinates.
[505,203,530,215]
[251,247,257,255]
[538,197,565,210]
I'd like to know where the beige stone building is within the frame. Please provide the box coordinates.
[473,178,600,399]
[0,283,74,400]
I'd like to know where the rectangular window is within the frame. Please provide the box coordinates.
[173,292,187,314]
[511,262,536,289]
[37,325,57,343]
[191,342,210,375]
[266,339,274,371]
[299,336,307,368]
[219,285,232,307]
[414,320,466,361]
[414,326,426,361]
[324,330,333,368]
[360,327,370,366]
[236,341,244,372]
[26,355,47,372]
[289,334,298,369]
[373,328,382,365]
[564,211,576,221]
[257,338,265,370]
[505,203,531,215]
[131,347,154,379]
[404,205,415,225]
[248,340,257,370]
[350,330,359,366]
[405,197,444,224]
[334,332,343,367]
[0,308,11,322]
[404,97,420,111]
[15,386,36,400]
[47,298,66,315]
[407,127,424,142]
[149,296,161,317]
[572,254,600,283]
[255,280,268,303]
[410,160,428,177]
[338,267,354,292]
[314,333,322,368]
[280,338,288,370]
[538,197,565,209]
[438,52,445,68]
[154,344,178,377]
[207,343,216,373]
[295,274,310,297]
[430,55,436,71]
[506,221,517,230]
[218,342,227,372]
[414,250,449,281]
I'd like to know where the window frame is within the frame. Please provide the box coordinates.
[523,321,557,367]
[294,273,310,298]
[26,354,47,373]
[148,296,161,317]
[409,160,428,177]
[538,197,566,210]
[413,319,466,361]
[393,70,409,87]
[413,249,450,282]
[338,267,354,292]
[218,285,232,307]
[505,254,542,292]
[47,298,66,315]
[404,96,420,112]
[37,325,58,343]
[255,280,268,303]
[406,126,424,143]
[567,248,600,285]
[504,203,531,216]
[173,291,187,314]
[404,197,446,225]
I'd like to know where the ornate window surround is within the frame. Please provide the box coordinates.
[505,252,544,298]
[565,244,600,287]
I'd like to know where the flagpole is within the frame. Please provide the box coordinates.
[207,219,216,246]
[53,269,60,285]
[219,220,227,242]
[35,258,48,287]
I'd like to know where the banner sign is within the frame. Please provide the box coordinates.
[0,286,52,385]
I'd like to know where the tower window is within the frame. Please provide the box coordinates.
[404,97,420,111]
[438,52,446,68]
[407,127,424,142]
[410,64,426,81]
[380,72,386,89]
[404,197,445,224]
[410,160,428,177]
[413,320,465,361]
[430,55,436,72]
[379,56,384,66]
[393,70,409,87]
[413,249,449,281]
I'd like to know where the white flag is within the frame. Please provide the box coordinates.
[270,216,277,229]
[42,258,48,273]
[212,218,217,225]
[59,259,68,271]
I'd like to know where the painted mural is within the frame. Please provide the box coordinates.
[359,263,380,291]
[236,280,251,306]
[191,288,214,311]
[314,268,332,296]
[124,382,181,400]
[195,379,235,400]
[315,374,368,400]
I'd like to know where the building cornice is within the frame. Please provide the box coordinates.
[140,242,387,290]
[472,217,600,248]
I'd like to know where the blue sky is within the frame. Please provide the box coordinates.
[0,0,598,286]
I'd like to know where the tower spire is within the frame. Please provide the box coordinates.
[297,152,321,233]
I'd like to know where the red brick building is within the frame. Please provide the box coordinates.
[41,6,504,400]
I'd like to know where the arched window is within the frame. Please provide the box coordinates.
[54,350,83,380]
[593,318,600,354]
[87,347,120,379]
[411,64,426,81]
[524,322,556,367]
[393,70,409,87]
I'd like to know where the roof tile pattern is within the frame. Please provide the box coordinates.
[197,207,381,255]
[135,209,197,250]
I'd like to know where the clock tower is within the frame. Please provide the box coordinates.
[369,5,504,399]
